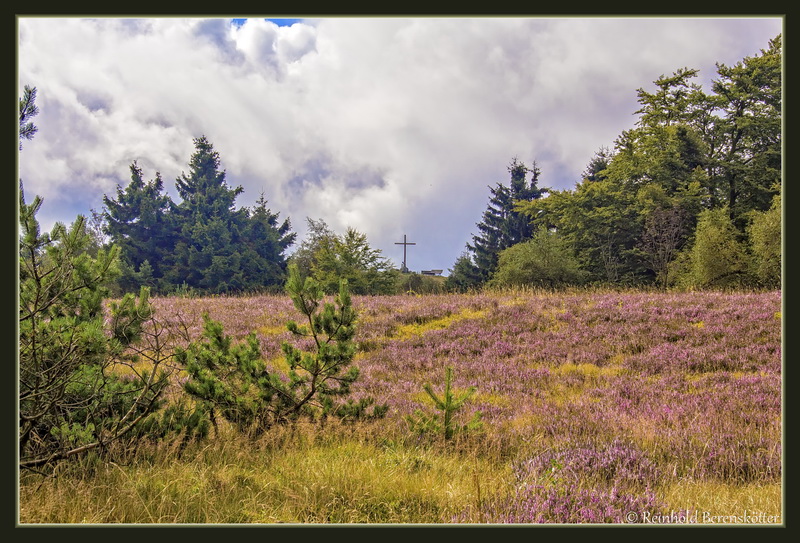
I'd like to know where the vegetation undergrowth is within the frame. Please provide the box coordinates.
[19,421,512,524]
[19,287,782,525]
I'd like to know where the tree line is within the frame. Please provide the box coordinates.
[52,131,443,297]
[96,135,446,296]
[20,34,780,301]
[447,35,781,292]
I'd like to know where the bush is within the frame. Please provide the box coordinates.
[747,193,781,288]
[394,272,446,295]
[19,188,169,470]
[674,207,751,289]
[177,265,387,436]
[488,229,585,289]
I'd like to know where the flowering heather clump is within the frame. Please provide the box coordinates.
[471,483,668,524]
[517,439,661,489]
[461,440,673,523]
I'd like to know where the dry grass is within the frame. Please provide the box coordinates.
[18,422,512,525]
[662,480,782,524]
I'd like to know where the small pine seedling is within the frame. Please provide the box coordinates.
[406,366,483,441]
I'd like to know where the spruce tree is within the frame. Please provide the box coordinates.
[466,158,547,283]
[444,251,483,292]
[238,193,296,291]
[163,136,295,293]
[102,162,176,293]
[168,136,245,292]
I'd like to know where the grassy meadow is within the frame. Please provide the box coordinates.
[18,289,782,525]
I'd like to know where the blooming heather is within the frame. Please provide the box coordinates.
[145,289,781,522]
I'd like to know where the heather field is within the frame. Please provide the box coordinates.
[19,289,783,525]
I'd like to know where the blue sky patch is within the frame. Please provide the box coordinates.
[231,18,302,27]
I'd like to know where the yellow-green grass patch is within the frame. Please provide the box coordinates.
[552,362,626,379]
[661,480,782,524]
[393,308,489,339]
[257,323,290,336]
[19,432,512,524]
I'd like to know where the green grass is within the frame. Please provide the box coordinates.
[662,480,782,522]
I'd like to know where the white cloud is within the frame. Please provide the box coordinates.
[17,16,783,272]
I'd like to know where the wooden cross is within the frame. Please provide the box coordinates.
[394,234,416,272]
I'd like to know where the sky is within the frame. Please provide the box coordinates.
[17,16,783,275]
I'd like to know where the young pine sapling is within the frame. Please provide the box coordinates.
[177,265,386,436]
[406,366,483,442]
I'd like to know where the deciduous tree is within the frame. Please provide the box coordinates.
[289,219,396,295]
[747,192,781,288]
[678,207,751,289]
[488,229,585,289]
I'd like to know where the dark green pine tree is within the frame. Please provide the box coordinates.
[168,136,248,293]
[238,193,296,291]
[166,136,295,294]
[103,162,176,293]
[19,85,39,150]
[444,250,483,292]
[175,136,242,220]
[467,158,547,283]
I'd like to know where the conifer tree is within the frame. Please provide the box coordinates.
[127,136,296,294]
[405,366,483,442]
[466,158,547,284]
[19,188,168,469]
[238,193,296,290]
[19,85,39,149]
[168,136,246,292]
[444,251,483,292]
[103,162,176,293]
[177,264,386,434]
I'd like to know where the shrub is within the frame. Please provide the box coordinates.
[19,189,169,470]
[177,265,387,436]
[488,230,585,289]
[747,193,781,288]
[405,366,483,442]
[675,207,751,289]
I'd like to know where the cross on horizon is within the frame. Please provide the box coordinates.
[394,234,416,273]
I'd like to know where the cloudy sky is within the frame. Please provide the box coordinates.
[17,16,783,274]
